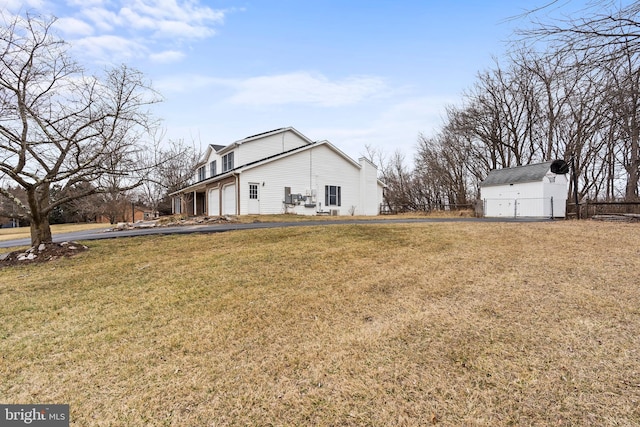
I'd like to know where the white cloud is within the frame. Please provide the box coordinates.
[129,0,225,26]
[1,0,45,12]
[154,71,387,106]
[153,19,216,39]
[59,0,227,62]
[72,35,147,62]
[53,17,94,36]
[79,7,121,32]
[227,72,387,107]
[78,1,224,40]
[65,0,107,6]
[149,50,185,63]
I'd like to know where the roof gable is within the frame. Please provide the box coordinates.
[197,144,226,166]
[217,127,312,155]
[481,162,555,187]
[240,139,361,172]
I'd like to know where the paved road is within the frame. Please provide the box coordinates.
[0,217,551,249]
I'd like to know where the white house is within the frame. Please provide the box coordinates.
[171,127,385,217]
[480,161,569,218]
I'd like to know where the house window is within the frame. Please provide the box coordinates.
[222,152,234,172]
[197,166,205,181]
[325,185,341,206]
[249,183,258,199]
[209,160,217,177]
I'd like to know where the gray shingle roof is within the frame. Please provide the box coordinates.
[480,162,554,187]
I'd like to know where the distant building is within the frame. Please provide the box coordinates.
[96,206,156,224]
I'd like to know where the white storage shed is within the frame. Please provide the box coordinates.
[480,161,569,218]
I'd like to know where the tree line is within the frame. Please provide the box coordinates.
[0,137,198,225]
[375,1,640,213]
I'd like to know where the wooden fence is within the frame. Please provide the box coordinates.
[567,201,640,219]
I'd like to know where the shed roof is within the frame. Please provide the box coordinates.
[480,161,554,187]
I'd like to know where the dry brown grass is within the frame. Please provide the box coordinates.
[1,221,639,426]
[0,223,108,242]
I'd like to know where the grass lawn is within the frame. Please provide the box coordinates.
[0,223,109,242]
[1,221,639,425]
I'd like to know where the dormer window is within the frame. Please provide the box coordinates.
[197,166,205,181]
[222,152,234,172]
[209,160,217,177]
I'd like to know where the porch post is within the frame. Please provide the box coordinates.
[193,191,197,216]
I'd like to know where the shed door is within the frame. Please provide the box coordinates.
[222,183,236,215]
[208,188,219,216]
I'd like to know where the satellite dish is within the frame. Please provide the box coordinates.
[550,159,569,174]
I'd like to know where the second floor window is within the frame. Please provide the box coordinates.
[209,160,217,177]
[197,166,205,181]
[222,152,234,172]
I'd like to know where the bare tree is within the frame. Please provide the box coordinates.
[376,150,414,213]
[523,1,640,61]
[0,13,159,245]
[136,137,201,216]
[415,132,475,209]
[522,0,640,200]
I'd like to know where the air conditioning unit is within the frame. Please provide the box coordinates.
[330,209,339,216]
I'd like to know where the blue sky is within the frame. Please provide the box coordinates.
[4,0,589,162]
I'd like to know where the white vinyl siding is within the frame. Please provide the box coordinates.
[239,144,361,215]
[233,132,310,166]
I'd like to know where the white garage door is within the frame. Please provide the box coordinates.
[222,183,236,215]
[208,188,219,216]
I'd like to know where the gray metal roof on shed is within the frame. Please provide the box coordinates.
[480,161,554,187]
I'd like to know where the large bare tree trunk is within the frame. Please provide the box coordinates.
[30,217,52,247]
[26,186,52,246]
